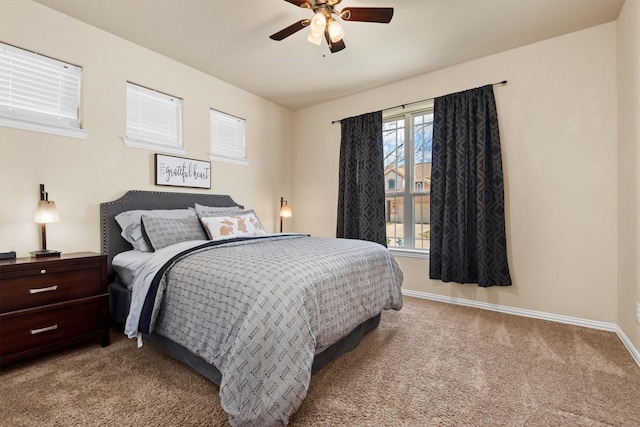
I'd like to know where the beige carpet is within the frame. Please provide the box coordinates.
[1,296,639,426]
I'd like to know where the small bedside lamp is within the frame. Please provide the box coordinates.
[279,196,292,233]
[31,184,61,258]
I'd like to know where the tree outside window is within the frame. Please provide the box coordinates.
[383,107,433,250]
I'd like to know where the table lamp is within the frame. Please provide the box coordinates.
[31,184,60,258]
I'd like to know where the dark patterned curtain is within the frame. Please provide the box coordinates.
[430,85,511,287]
[336,111,386,246]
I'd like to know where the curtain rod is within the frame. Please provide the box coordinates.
[331,80,508,124]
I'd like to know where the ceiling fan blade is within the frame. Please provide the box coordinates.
[341,7,394,23]
[325,31,346,53]
[270,19,310,41]
[284,0,312,8]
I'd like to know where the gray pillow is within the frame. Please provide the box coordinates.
[115,208,196,252]
[141,214,207,251]
[194,203,242,217]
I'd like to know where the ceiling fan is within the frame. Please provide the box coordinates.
[269,0,394,53]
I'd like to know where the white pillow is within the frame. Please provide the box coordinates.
[200,210,266,241]
[115,209,196,252]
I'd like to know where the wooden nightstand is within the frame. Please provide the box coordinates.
[0,252,109,367]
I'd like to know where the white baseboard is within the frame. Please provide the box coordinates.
[402,289,640,368]
[615,325,640,367]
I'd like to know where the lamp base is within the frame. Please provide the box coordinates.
[30,249,61,258]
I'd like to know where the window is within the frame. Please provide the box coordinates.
[388,178,396,190]
[0,42,87,139]
[124,82,184,155]
[209,109,248,166]
[383,104,433,251]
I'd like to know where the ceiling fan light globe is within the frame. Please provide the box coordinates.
[307,30,323,45]
[310,11,327,33]
[327,18,345,42]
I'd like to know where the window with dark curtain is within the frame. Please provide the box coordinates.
[429,85,512,287]
[336,111,387,247]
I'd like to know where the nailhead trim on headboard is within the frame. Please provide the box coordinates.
[100,190,242,278]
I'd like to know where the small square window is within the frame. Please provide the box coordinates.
[123,82,184,155]
[209,109,249,166]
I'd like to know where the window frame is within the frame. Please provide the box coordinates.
[383,101,433,257]
[123,82,185,155]
[0,42,87,139]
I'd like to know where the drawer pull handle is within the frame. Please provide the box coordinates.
[40,269,47,274]
[29,285,58,294]
[31,324,58,335]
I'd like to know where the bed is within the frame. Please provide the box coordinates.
[100,190,403,426]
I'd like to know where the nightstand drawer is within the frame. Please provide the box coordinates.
[0,267,102,313]
[0,297,105,356]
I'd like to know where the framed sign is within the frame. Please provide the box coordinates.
[155,154,211,189]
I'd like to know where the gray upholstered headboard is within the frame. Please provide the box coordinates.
[100,190,242,278]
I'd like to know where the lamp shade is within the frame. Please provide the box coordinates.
[280,204,292,218]
[34,200,60,224]
[309,11,327,34]
[307,30,323,46]
[327,18,345,43]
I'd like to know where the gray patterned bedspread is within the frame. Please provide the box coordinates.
[125,234,403,426]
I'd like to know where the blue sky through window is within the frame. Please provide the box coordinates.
[383,112,433,168]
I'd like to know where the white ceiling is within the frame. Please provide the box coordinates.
[34,0,624,111]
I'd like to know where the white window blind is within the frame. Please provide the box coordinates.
[209,109,247,165]
[125,82,182,151]
[0,42,85,138]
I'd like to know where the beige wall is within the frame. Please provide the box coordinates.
[617,0,640,353]
[0,1,293,257]
[293,23,619,323]
[0,2,631,337]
